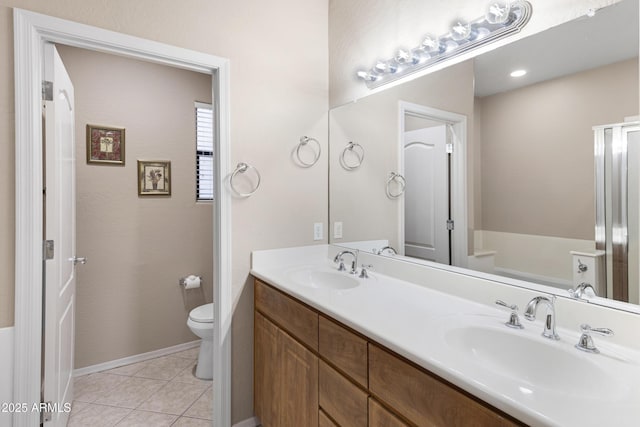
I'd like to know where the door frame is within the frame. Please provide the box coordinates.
[13,9,231,426]
[398,101,468,268]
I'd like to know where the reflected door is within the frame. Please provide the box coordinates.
[403,126,450,264]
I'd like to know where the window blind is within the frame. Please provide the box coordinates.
[196,102,214,201]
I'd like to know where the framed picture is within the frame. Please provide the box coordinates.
[138,160,171,196]
[86,124,125,165]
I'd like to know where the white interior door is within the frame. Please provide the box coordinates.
[403,125,449,263]
[43,42,77,426]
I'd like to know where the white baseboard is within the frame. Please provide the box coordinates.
[233,416,259,427]
[73,340,201,377]
[0,326,14,427]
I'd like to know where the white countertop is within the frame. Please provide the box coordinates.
[251,244,640,427]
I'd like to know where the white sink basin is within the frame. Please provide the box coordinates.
[286,268,360,290]
[443,319,625,400]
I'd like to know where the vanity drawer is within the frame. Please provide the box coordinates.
[254,279,318,351]
[319,315,368,387]
[319,360,368,427]
[319,409,339,427]
[369,344,523,427]
[369,398,409,427]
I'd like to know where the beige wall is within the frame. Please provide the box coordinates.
[1,0,328,422]
[55,45,213,369]
[328,0,624,107]
[478,58,639,240]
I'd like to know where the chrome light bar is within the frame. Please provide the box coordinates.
[357,1,533,89]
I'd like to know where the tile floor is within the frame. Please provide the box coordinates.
[70,347,212,426]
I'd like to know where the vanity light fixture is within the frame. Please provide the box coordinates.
[510,69,527,77]
[356,1,532,89]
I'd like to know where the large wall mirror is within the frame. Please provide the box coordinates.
[329,0,639,311]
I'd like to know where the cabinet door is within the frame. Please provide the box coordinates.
[369,398,409,427]
[319,360,368,427]
[279,329,319,427]
[255,312,280,427]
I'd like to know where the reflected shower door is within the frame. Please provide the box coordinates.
[595,122,640,304]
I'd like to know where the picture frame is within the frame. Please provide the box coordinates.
[86,124,125,165]
[138,160,171,196]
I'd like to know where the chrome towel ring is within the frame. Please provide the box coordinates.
[295,136,321,167]
[340,141,364,170]
[230,162,261,197]
[386,172,406,198]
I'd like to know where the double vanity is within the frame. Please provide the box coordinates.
[251,244,640,427]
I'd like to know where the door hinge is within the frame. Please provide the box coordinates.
[446,219,455,230]
[40,401,53,423]
[44,240,54,260]
[446,142,453,153]
[42,80,53,101]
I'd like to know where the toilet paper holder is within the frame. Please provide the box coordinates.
[179,275,202,288]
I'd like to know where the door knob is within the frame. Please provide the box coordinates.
[69,256,87,265]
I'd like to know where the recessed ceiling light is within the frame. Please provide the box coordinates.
[510,69,527,77]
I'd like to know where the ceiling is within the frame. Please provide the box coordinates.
[474,0,639,97]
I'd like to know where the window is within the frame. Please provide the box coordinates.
[196,102,214,201]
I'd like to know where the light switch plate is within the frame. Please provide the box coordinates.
[334,222,343,239]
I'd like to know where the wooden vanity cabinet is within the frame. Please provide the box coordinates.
[254,281,319,427]
[254,278,525,427]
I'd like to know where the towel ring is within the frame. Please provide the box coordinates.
[296,136,321,167]
[386,172,406,199]
[230,162,261,197]
[340,141,364,170]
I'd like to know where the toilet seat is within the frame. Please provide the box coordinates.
[189,303,213,323]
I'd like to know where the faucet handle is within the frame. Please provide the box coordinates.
[495,300,524,329]
[359,264,373,279]
[576,324,614,353]
[569,282,597,299]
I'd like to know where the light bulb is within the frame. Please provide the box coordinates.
[421,34,442,54]
[450,20,471,41]
[373,60,388,73]
[486,2,511,24]
[411,47,429,63]
[394,48,418,65]
[373,60,397,74]
[510,69,527,77]
[444,40,459,52]
[474,27,491,40]
[356,70,375,81]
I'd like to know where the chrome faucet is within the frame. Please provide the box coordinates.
[568,282,597,300]
[333,250,358,274]
[375,246,397,255]
[524,296,560,340]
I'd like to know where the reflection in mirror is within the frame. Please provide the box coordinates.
[329,0,639,310]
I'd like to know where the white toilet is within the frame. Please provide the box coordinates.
[187,303,214,380]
